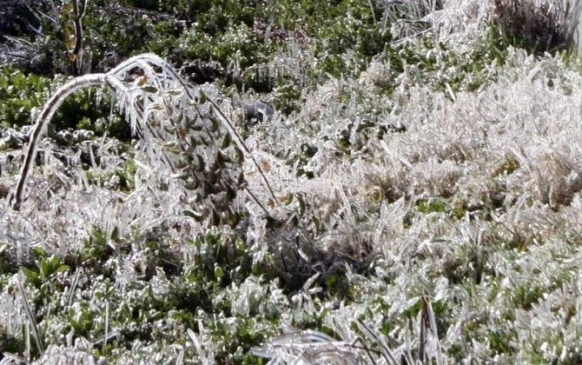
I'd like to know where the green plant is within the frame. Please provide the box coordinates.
[21,255,70,290]
[0,68,52,128]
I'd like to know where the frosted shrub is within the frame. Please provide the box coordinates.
[11,53,274,229]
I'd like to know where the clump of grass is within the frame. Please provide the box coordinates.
[489,0,581,54]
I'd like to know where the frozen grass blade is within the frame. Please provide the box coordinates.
[186,327,205,359]
[186,322,215,365]
[354,319,398,365]
[17,275,44,357]
[103,300,109,355]
[423,296,444,365]
[66,268,81,309]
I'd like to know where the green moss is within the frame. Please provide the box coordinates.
[208,316,279,364]
[493,156,520,177]
[415,198,467,220]
[417,198,447,214]
[513,285,545,310]
[487,327,517,355]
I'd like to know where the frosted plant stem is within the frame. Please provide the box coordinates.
[206,96,278,203]
[12,73,109,211]
[18,275,44,356]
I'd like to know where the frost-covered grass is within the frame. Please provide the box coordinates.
[2,0,582,364]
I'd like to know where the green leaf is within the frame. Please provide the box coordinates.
[40,259,51,278]
[167,88,184,96]
[214,265,224,279]
[33,246,46,258]
[183,209,204,221]
[221,133,232,149]
[141,86,159,94]
[21,267,39,282]
[149,103,165,111]
[53,264,71,276]
[198,90,207,104]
